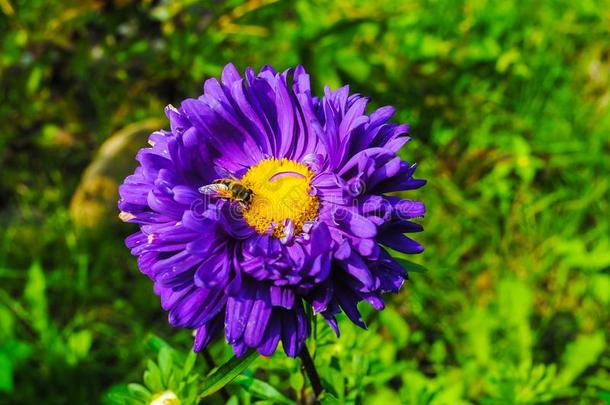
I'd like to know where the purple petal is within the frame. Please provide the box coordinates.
[244,287,272,347]
[193,315,224,352]
[332,207,377,238]
[336,287,366,329]
[270,286,295,309]
[338,252,375,290]
[377,232,424,254]
[225,282,256,343]
[257,315,281,356]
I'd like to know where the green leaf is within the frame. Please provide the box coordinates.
[289,368,304,391]
[103,384,140,405]
[0,0,16,17]
[394,258,428,274]
[127,383,151,401]
[556,332,606,388]
[233,375,293,404]
[198,350,259,398]
[0,353,13,392]
[0,306,14,340]
[320,392,342,405]
[1,340,32,363]
[225,396,240,405]
[66,329,92,365]
[143,360,164,393]
[379,307,410,347]
[23,261,48,334]
[597,390,610,404]
[158,347,173,387]
[320,358,343,401]
[146,334,172,354]
[183,350,197,376]
[145,334,185,365]
[0,340,32,393]
[26,65,43,94]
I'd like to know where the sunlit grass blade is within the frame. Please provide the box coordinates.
[233,375,293,404]
[198,350,259,399]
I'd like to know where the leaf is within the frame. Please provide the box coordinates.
[320,392,342,405]
[146,334,172,354]
[498,278,533,325]
[0,340,32,393]
[23,261,48,335]
[597,391,610,404]
[145,334,185,365]
[233,375,293,404]
[320,358,343,401]
[0,0,15,17]
[102,384,139,405]
[26,66,43,94]
[158,347,173,387]
[0,353,13,392]
[225,396,240,405]
[143,360,163,393]
[66,329,93,365]
[127,383,151,401]
[555,332,606,388]
[198,350,259,398]
[1,340,32,363]
[394,258,428,274]
[289,369,304,391]
[0,306,14,340]
[379,307,410,347]
[183,350,197,376]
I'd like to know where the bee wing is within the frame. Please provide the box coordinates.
[199,183,229,196]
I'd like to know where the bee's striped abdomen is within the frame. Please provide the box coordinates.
[207,178,254,204]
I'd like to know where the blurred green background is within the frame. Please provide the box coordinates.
[1,0,609,404]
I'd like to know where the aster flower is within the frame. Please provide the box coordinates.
[118,64,425,358]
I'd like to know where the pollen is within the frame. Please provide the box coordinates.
[119,211,136,222]
[241,158,319,238]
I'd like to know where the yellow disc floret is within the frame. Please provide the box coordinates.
[241,158,319,238]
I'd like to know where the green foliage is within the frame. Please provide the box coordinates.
[105,344,199,405]
[232,375,294,405]
[1,0,609,403]
[106,336,283,405]
[198,350,259,399]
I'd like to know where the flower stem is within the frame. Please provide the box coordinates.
[298,345,323,399]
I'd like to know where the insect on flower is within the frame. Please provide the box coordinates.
[118,64,426,358]
[199,177,254,206]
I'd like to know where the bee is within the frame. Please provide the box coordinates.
[199,178,254,205]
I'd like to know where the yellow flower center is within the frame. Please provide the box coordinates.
[241,158,319,238]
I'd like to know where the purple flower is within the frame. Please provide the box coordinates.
[118,64,425,357]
